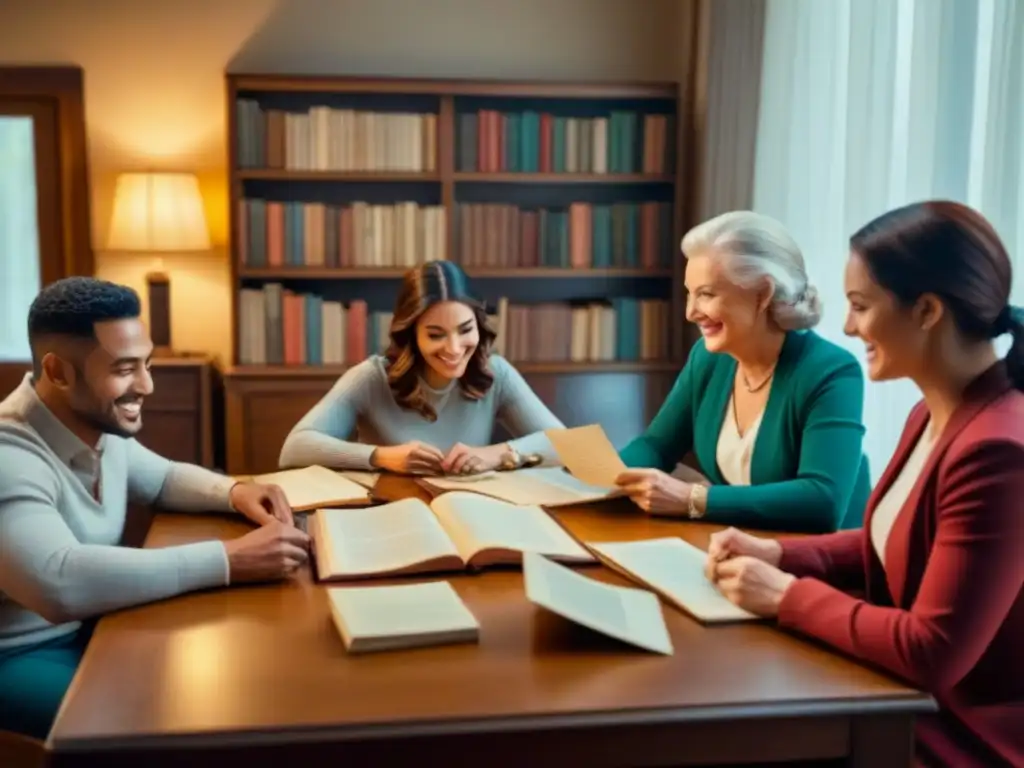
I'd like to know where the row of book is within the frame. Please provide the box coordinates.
[235,100,439,172]
[236,198,674,271]
[238,199,447,269]
[233,99,674,177]
[457,110,673,176]
[237,284,670,366]
[456,202,673,270]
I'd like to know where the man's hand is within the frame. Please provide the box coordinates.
[223,521,310,583]
[229,481,294,527]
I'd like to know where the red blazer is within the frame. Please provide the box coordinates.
[776,363,1024,768]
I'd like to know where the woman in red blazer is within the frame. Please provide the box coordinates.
[704,200,1024,768]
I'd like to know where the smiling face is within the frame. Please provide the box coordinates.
[684,250,770,354]
[415,300,480,387]
[843,250,939,381]
[47,317,155,438]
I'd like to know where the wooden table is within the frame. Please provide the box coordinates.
[47,477,934,767]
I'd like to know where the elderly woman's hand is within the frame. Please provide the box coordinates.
[614,468,692,515]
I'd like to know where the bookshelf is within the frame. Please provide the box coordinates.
[224,74,689,474]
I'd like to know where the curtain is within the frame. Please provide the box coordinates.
[696,0,767,220]
[752,0,1024,479]
[0,116,41,361]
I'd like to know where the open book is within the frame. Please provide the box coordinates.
[421,424,628,507]
[587,538,758,624]
[249,465,372,511]
[523,552,674,654]
[422,466,622,507]
[327,581,480,653]
[308,491,595,581]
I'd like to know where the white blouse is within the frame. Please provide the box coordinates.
[870,422,937,565]
[716,393,764,486]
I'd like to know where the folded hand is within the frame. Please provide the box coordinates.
[709,555,795,618]
[372,441,445,475]
[441,443,504,475]
[704,527,783,582]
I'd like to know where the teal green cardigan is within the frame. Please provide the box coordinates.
[619,330,871,532]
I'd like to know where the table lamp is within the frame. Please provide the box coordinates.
[105,172,211,357]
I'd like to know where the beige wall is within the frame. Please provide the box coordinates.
[0,0,683,364]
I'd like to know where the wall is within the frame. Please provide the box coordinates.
[0,0,683,364]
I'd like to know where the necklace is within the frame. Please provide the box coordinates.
[739,365,776,393]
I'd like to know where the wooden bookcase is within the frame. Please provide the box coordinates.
[224,74,690,474]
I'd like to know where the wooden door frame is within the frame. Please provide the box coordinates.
[0,65,93,279]
[0,66,92,396]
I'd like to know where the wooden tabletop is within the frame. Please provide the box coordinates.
[48,476,933,767]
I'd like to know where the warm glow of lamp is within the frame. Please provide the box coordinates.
[106,172,211,357]
[106,172,210,252]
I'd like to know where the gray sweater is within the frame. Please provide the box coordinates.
[279,354,565,470]
[0,375,236,651]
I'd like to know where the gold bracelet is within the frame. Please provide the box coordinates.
[687,484,707,519]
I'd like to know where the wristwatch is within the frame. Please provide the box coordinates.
[499,443,542,471]
[687,483,708,519]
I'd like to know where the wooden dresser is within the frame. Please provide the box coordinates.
[141,356,221,469]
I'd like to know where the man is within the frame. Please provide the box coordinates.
[0,277,310,740]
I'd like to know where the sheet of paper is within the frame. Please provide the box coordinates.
[545,424,627,488]
[253,465,369,510]
[522,552,673,655]
[427,467,615,506]
[319,499,460,576]
[430,491,591,561]
[328,580,479,642]
[588,538,757,623]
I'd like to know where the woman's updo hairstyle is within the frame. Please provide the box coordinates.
[681,210,822,331]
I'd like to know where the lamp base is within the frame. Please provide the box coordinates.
[146,271,176,358]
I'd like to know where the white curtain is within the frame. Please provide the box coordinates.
[0,116,41,361]
[752,0,1024,480]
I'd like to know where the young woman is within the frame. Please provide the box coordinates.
[615,211,871,532]
[279,260,564,475]
[706,201,1024,768]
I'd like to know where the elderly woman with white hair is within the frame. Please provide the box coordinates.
[615,210,871,532]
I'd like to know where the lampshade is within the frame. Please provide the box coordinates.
[106,172,211,252]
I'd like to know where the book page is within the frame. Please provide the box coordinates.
[426,467,615,506]
[546,424,627,488]
[327,581,479,652]
[588,538,757,623]
[253,465,370,511]
[341,470,380,489]
[316,498,461,578]
[523,552,673,655]
[533,467,625,505]
[431,469,497,483]
[429,491,592,563]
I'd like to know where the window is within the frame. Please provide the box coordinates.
[0,116,42,361]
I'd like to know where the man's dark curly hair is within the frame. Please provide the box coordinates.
[27,277,141,376]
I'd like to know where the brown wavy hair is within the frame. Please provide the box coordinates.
[384,261,498,420]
